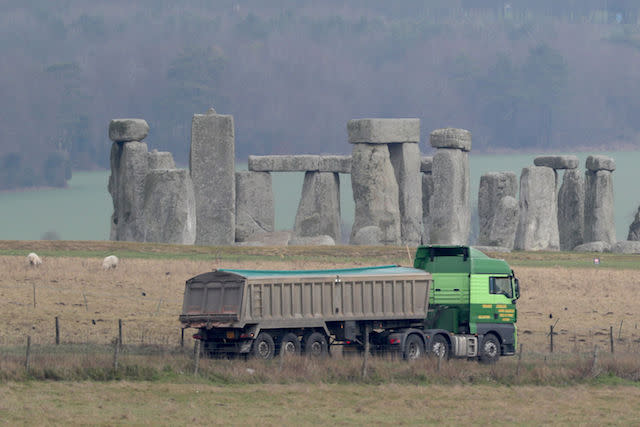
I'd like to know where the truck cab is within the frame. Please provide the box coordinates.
[414,245,520,363]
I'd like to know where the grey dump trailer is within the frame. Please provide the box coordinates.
[179,265,436,359]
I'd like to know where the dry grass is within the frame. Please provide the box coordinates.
[2,380,640,425]
[1,242,640,356]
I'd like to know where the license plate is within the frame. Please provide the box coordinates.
[226,331,235,339]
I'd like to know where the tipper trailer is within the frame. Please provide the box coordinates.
[179,245,520,362]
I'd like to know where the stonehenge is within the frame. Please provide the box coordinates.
[348,118,421,246]
[107,113,625,252]
[190,108,236,245]
[477,172,518,248]
[108,119,195,245]
[584,155,616,245]
[514,166,559,251]
[429,128,470,245]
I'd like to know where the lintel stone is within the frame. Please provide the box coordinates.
[533,155,579,170]
[586,155,616,172]
[348,119,420,144]
[429,128,471,152]
[109,119,149,143]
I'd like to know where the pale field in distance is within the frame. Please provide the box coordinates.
[1,254,640,353]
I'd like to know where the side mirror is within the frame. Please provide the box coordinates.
[513,278,520,300]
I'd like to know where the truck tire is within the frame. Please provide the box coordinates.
[429,334,449,360]
[403,334,424,360]
[304,332,328,357]
[251,332,276,360]
[479,334,500,364]
[279,333,301,356]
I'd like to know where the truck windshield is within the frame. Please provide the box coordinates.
[489,277,513,299]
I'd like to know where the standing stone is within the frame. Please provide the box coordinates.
[294,172,341,242]
[190,108,235,245]
[147,149,176,170]
[487,196,519,248]
[627,206,640,241]
[349,143,401,245]
[584,169,616,245]
[557,169,585,250]
[389,143,422,246]
[421,173,434,244]
[235,171,275,242]
[108,141,148,242]
[142,169,196,244]
[429,148,470,245]
[477,172,517,246]
[514,166,560,251]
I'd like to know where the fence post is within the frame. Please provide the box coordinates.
[609,325,614,354]
[193,339,201,375]
[25,336,31,371]
[591,345,599,376]
[118,319,123,349]
[618,319,624,340]
[32,283,37,308]
[113,338,120,373]
[515,344,523,377]
[549,325,554,353]
[180,328,185,349]
[361,323,370,379]
[55,316,60,345]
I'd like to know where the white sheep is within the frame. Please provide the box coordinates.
[102,255,119,270]
[27,252,42,267]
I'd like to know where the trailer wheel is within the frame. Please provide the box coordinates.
[430,334,449,360]
[304,332,328,358]
[479,334,500,364]
[403,334,424,360]
[251,332,275,360]
[279,333,301,356]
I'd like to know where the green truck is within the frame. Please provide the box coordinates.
[179,245,520,362]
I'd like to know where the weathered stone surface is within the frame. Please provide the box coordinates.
[486,196,519,249]
[421,173,434,244]
[247,155,351,173]
[514,166,560,251]
[348,119,420,144]
[586,155,616,172]
[319,155,351,173]
[294,172,341,242]
[627,206,640,241]
[420,157,433,173]
[477,172,518,246]
[611,241,640,254]
[351,226,382,245]
[142,169,196,244]
[147,149,175,170]
[584,170,616,245]
[533,155,579,170]
[289,235,335,246]
[471,245,512,253]
[109,119,149,143]
[429,149,470,245]
[350,143,401,245]
[236,231,292,246]
[573,241,611,252]
[389,143,422,246]
[235,171,274,242]
[190,109,235,245]
[108,141,148,242]
[557,169,585,251]
[429,128,472,152]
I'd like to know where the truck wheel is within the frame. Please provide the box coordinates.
[479,334,500,364]
[251,332,275,360]
[304,332,328,357]
[403,334,424,360]
[430,334,449,360]
[279,333,301,356]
